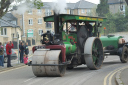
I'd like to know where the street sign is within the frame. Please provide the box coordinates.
[27,29,33,37]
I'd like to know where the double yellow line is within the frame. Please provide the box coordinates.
[104,66,128,85]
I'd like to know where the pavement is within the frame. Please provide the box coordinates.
[0,50,33,72]
[116,66,128,85]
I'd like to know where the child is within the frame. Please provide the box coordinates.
[23,54,28,65]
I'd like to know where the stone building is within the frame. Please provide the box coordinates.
[108,0,127,14]
[12,0,97,41]
[0,13,21,44]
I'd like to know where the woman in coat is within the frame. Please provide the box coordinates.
[20,43,25,63]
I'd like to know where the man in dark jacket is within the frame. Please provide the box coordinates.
[85,21,93,37]
[24,42,29,57]
[20,43,25,63]
[19,41,22,63]
[6,41,14,67]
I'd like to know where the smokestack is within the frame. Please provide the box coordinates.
[54,12,59,34]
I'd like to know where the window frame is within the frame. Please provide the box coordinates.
[46,22,52,28]
[38,29,43,35]
[81,9,85,14]
[37,9,42,13]
[1,28,7,36]
[38,18,42,24]
[28,19,33,25]
[28,9,33,14]
[45,9,51,16]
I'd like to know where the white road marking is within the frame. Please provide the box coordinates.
[24,77,36,82]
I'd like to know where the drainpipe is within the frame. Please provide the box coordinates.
[22,13,25,37]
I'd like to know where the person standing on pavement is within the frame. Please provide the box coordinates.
[24,42,29,57]
[20,43,25,63]
[19,41,22,63]
[0,42,4,67]
[23,54,28,65]
[6,41,14,67]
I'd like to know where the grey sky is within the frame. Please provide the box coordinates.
[42,0,100,4]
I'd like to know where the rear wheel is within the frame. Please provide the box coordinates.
[84,37,104,70]
[120,46,128,63]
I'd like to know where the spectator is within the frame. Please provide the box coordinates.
[6,41,14,67]
[19,41,22,63]
[0,42,4,67]
[24,42,29,57]
[23,54,28,65]
[85,21,93,37]
[20,43,25,63]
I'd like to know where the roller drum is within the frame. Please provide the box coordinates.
[32,49,66,77]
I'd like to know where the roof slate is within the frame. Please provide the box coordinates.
[42,0,96,9]
[0,19,18,27]
[108,0,125,4]
[2,13,17,21]
[75,0,97,9]
[0,13,18,27]
[67,3,75,9]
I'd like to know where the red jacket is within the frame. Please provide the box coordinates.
[6,43,14,55]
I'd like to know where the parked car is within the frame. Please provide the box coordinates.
[4,49,17,63]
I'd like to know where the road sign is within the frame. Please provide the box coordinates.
[27,29,33,37]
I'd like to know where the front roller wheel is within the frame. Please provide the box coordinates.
[84,37,104,70]
[32,50,66,77]
[120,46,128,63]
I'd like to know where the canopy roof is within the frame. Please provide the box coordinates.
[44,14,106,22]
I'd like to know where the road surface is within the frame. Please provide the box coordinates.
[0,55,128,85]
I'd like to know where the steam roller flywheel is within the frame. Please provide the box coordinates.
[84,37,104,70]
[32,49,66,77]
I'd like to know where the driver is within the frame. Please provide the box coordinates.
[85,21,93,37]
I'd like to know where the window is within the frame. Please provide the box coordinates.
[69,9,71,14]
[81,9,85,13]
[38,29,43,35]
[78,9,80,15]
[86,9,91,15]
[1,28,7,36]
[46,22,52,28]
[29,19,33,25]
[45,9,51,16]
[28,9,32,14]
[38,18,42,24]
[37,9,42,13]
[122,5,125,12]
[64,9,67,13]
[11,20,16,25]
[71,10,74,14]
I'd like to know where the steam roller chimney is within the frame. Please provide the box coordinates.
[54,12,60,34]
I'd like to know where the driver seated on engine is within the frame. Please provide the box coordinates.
[85,21,93,37]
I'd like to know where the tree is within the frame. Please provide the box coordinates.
[0,0,43,18]
[96,0,109,17]
[90,6,98,17]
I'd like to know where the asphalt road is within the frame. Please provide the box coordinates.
[0,55,128,85]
